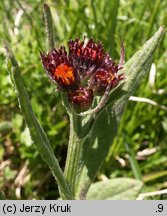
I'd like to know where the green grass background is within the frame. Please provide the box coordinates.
[0,0,167,199]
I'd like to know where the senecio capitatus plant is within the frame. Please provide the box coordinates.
[40,37,124,114]
[5,3,163,200]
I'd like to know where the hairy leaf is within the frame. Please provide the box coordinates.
[5,44,72,200]
[87,178,143,200]
[75,27,164,199]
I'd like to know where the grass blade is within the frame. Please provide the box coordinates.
[107,0,120,58]
[146,0,161,39]
[124,140,142,180]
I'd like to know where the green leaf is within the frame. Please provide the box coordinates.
[87,178,143,200]
[5,43,72,200]
[43,3,55,51]
[74,27,164,199]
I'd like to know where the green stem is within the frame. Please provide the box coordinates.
[64,112,83,198]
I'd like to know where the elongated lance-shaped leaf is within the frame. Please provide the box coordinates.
[74,27,164,199]
[5,43,72,200]
[43,3,55,51]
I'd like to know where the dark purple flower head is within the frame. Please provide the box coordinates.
[40,47,78,90]
[41,38,124,111]
[68,38,104,78]
[68,88,93,111]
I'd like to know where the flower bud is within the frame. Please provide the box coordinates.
[68,88,93,111]
[94,70,118,95]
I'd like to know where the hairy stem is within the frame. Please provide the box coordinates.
[64,112,84,198]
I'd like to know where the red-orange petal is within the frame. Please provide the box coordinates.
[54,64,75,87]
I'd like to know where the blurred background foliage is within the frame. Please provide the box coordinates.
[0,0,166,199]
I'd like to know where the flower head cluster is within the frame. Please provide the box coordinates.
[41,38,124,111]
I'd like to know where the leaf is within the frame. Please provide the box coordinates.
[43,3,55,51]
[87,178,143,200]
[5,43,72,200]
[75,27,164,199]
